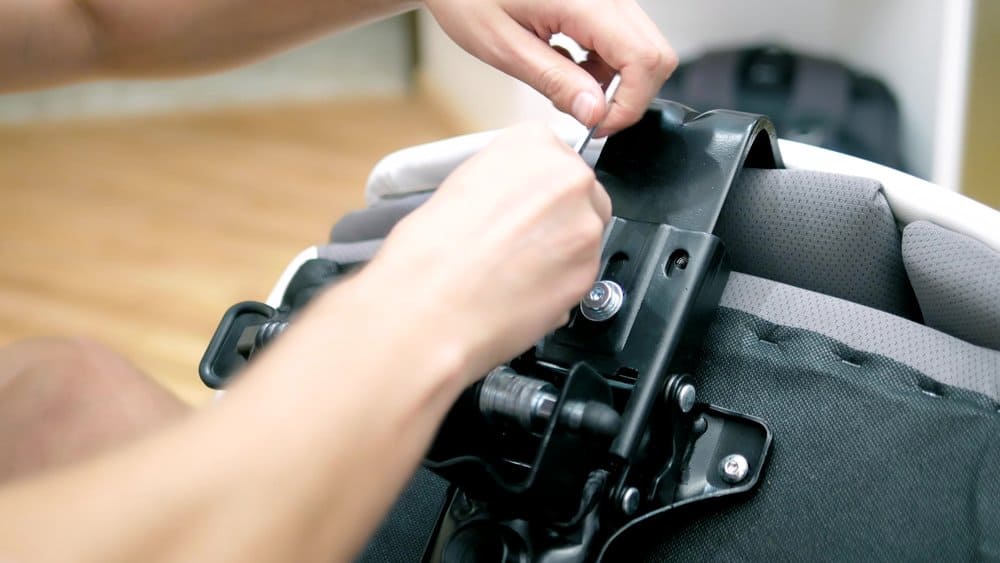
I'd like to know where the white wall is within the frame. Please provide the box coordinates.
[416,12,570,132]
[417,1,974,188]
[0,17,412,123]
[640,0,970,188]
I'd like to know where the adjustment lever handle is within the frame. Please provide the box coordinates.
[199,301,276,389]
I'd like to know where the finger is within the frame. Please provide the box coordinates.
[560,5,677,135]
[618,0,677,74]
[594,0,677,138]
[597,3,677,136]
[580,52,621,137]
[487,17,607,127]
[590,180,613,225]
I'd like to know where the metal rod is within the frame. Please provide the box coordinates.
[574,73,623,155]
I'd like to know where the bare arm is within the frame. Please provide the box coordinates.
[0,125,612,562]
[0,0,418,91]
[0,275,464,562]
[1,0,676,133]
[0,2,675,559]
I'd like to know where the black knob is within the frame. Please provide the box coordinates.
[442,523,525,563]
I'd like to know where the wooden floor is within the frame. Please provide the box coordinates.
[0,97,459,404]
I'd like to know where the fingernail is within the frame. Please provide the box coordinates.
[571,91,599,126]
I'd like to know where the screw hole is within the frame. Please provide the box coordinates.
[613,367,639,382]
[665,249,690,277]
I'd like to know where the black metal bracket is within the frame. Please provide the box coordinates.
[421,102,781,561]
[199,100,783,563]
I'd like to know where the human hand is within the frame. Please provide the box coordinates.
[362,123,611,382]
[424,0,676,136]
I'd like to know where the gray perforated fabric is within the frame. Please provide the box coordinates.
[717,169,920,318]
[902,220,1000,351]
[317,239,386,265]
[326,171,1000,398]
[349,170,922,320]
[721,272,1000,400]
[332,192,431,243]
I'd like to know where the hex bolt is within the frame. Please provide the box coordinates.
[676,383,697,413]
[620,487,641,516]
[580,280,625,322]
[719,454,750,484]
[478,367,557,433]
[257,320,288,346]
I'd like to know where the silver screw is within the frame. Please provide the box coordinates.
[580,280,624,322]
[620,487,641,516]
[676,384,697,413]
[588,284,607,302]
[719,454,750,484]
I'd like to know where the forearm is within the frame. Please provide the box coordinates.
[0,0,420,92]
[0,273,468,562]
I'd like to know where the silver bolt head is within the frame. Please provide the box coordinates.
[580,280,625,322]
[587,284,607,303]
[719,454,750,484]
[620,487,641,515]
[677,384,697,413]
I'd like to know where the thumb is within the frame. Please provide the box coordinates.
[493,20,607,127]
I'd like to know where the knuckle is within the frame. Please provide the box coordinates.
[662,47,679,75]
[583,214,605,244]
[567,214,604,251]
[636,45,670,75]
[567,164,597,192]
[537,64,570,100]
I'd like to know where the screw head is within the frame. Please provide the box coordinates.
[587,284,607,303]
[719,454,750,484]
[620,487,641,516]
[676,383,697,413]
[580,280,624,322]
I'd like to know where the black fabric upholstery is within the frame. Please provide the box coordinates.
[606,308,1000,561]
[356,467,449,563]
[356,308,1000,561]
[332,168,998,561]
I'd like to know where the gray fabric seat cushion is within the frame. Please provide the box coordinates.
[902,220,1000,351]
[337,170,921,320]
[722,272,1000,401]
[321,228,1000,402]
[716,169,919,319]
[325,169,1000,400]
[331,193,431,243]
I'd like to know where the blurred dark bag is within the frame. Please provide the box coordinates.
[659,45,905,171]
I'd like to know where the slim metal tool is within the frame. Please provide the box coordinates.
[574,73,623,155]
